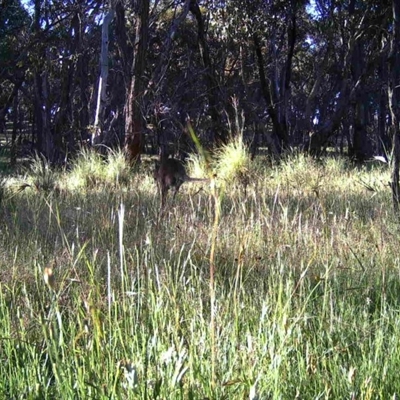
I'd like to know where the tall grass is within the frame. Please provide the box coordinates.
[0,150,399,398]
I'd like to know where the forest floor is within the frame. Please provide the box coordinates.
[0,150,399,399]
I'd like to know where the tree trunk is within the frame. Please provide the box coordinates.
[151,0,191,89]
[53,13,79,160]
[0,76,24,135]
[11,90,18,166]
[378,54,390,158]
[351,101,374,162]
[389,0,400,213]
[253,33,287,155]
[304,50,329,133]
[115,2,132,82]
[93,3,115,145]
[308,71,352,155]
[33,67,53,160]
[278,0,297,145]
[189,0,227,145]
[75,9,90,150]
[33,0,54,160]
[124,0,150,164]
[349,24,373,162]
[251,0,298,155]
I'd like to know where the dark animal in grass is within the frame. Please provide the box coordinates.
[153,158,207,208]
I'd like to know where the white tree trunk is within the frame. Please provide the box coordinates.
[92,3,115,145]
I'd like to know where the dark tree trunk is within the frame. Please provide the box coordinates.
[308,2,356,156]
[251,0,298,155]
[53,13,78,159]
[308,70,352,155]
[279,0,297,145]
[253,33,287,155]
[351,101,373,162]
[151,0,191,89]
[378,57,390,158]
[33,0,54,160]
[11,90,18,166]
[93,3,115,145]
[115,2,132,83]
[389,0,400,213]
[348,21,374,162]
[76,14,90,148]
[124,0,150,164]
[0,76,24,135]
[189,0,227,145]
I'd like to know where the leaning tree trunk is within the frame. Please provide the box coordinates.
[152,0,191,89]
[389,0,400,213]
[124,0,150,164]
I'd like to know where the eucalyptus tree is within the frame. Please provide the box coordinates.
[92,0,115,145]
[306,0,392,159]
[0,0,30,161]
[114,0,230,159]
[0,0,29,105]
[8,0,103,161]
[112,0,150,163]
[50,0,103,159]
[388,0,400,212]
[214,0,310,155]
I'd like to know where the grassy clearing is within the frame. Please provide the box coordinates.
[0,149,399,399]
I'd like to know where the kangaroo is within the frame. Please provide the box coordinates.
[154,157,207,208]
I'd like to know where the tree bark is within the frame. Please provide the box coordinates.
[151,0,191,89]
[253,33,287,155]
[33,0,54,160]
[389,0,400,213]
[189,0,227,145]
[378,57,390,158]
[115,2,132,82]
[0,76,24,132]
[93,2,115,144]
[53,12,79,159]
[251,0,299,155]
[308,51,354,155]
[124,0,150,164]
[348,6,375,163]
[75,8,90,149]
[11,90,18,166]
[279,1,297,145]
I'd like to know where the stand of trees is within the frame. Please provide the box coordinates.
[0,0,399,166]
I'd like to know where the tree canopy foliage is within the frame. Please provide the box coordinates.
[0,0,398,165]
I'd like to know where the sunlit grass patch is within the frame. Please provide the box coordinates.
[65,147,107,190]
[214,135,251,185]
[186,151,209,178]
[0,177,5,204]
[104,148,132,186]
[61,147,135,191]
[22,153,60,192]
[0,153,400,398]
